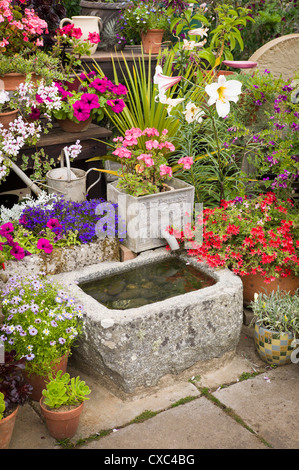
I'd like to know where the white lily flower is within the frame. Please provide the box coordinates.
[158,91,185,115]
[153,65,182,93]
[183,102,205,124]
[188,27,209,37]
[182,39,207,50]
[205,75,242,118]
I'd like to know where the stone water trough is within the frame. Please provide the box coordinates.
[55,249,243,394]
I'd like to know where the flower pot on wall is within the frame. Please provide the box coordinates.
[40,399,84,440]
[23,355,68,402]
[0,109,19,129]
[0,406,18,449]
[56,115,93,132]
[241,272,299,304]
[254,321,294,366]
[141,29,164,54]
[107,177,194,253]
[0,73,41,91]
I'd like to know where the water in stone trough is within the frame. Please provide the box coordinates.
[79,257,216,310]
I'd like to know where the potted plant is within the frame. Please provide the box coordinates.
[0,350,32,449]
[0,0,50,89]
[0,274,84,401]
[51,72,127,131]
[105,126,195,252]
[39,370,90,440]
[0,90,19,129]
[117,0,170,52]
[250,289,299,366]
[171,192,299,303]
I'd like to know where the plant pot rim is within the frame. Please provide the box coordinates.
[0,405,19,422]
[39,397,84,416]
[0,108,19,116]
[255,320,294,337]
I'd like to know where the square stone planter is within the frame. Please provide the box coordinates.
[107,178,195,253]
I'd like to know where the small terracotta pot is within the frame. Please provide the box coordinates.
[141,29,164,54]
[0,73,41,91]
[56,115,92,133]
[0,406,18,449]
[40,398,84,440]
[0,109,19,129]
[24,354,68,402]
[241,272,299,304]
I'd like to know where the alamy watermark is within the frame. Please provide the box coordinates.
[94,197,203,247]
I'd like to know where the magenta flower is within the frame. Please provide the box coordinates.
[73,100,91,121]
[80,93,100,110]
[112,83,128,96]
[0,223,14,236]
[29,106,41,120]
[10,244,25,260]
[88,32,101,43]
[37,238,53,254]
[107,99,126,113]
[46,218,62,230]
[90,78,108,93]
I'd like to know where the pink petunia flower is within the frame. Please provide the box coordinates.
[37,238,53,254]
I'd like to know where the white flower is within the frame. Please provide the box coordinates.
[183,102,205,124]
[157,91,185,115]
[0,90,9,105]
[182,39,206,50]
[188,27,209,38]
[153,65,182,94]
[205,75,242,118]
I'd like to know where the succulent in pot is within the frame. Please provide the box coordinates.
[40,370,91,439]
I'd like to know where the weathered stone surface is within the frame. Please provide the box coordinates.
[54,249,243,394]
[248,34,299,80]
[1,238,120,280]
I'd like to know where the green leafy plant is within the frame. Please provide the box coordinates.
[0,392,5,420]
[117,0,171,46]
[42,371,91,409]
[250,288,299,338]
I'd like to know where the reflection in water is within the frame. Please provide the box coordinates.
[79,258,216,310]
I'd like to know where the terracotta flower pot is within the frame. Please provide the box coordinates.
[0,73,41,91]
[0,406,18,449]
[40,398,84,440]
[241,272,299,304]
[141,29,164,54]
[56,115,92,132]
[0,109,19,129]
[24,355,68,402]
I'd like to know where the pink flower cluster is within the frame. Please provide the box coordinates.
[0,0,48,51]
[54,74,127,122]
[111,127,176,194]
[57,23,101,45]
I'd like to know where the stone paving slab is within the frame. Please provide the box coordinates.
[83,397,268,449]
[213,363,299,449]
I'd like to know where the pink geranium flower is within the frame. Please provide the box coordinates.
[88,32,101,44]
[159,165,173,177]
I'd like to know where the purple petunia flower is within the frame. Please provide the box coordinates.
[72,100,91,121]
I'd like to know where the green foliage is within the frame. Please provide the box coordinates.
[0,51,64,83]
[250,288,299,338]
[0,392,5,420]
[62,0,81,17]
[42,371,91,409]
[91,51,182,140]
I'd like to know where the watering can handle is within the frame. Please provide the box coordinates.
[61,147,72,183]
[86,168,102,196]
[60,18,73,28]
